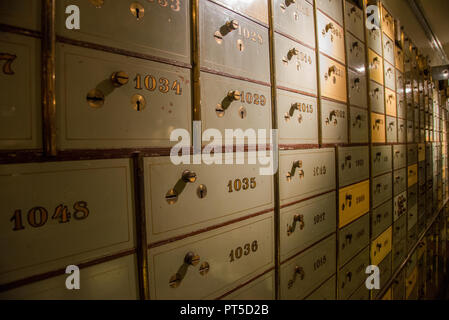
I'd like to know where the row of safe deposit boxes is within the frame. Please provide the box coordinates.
[0,0,449,299]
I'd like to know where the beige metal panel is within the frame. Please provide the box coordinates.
[201,72,271,144]
[393,240,407,272]
[371,112,385,143]
[338,246,369,300]
[349,107,368,143]
[223,271,275,300]
[200,0,270,82]
[407,144,418,166]
[385,89,396,117]
[280,192,336,261]
[0,255,138,300]
[393,191,407,222]
[273,0,315,48]
[305,275,336,300]
[395,45,404,73]
[0,32,41,150]
[279,148,336,206]
[369,81,384,114]
[277,89,318,145]
[393,214,407,245]
[348,69,367,108]
[393,168,407,196]
[393,144,406,170]
[338,146,369,188]
[381,6,394,41]
[316,0,343,26]
[346,32,365,71]
[0,159,135,284]
[319,55,347,102]
[371,226,392,266]
[407,120,414,143]
[148,212,274,300]
[144,154,273,243]
[0,0,41,31]
[368,49,383,85]
[56,43,191,149]
[371,145,392,177]
[405,251,417,280]
[418,143,425,162]
[386,116,397,143]
[320,99,348,144]
[371,199,392,240]
[384,61,395,92]
[344,1,364,42]
[408,184,417,208]
[317,11,345,64]
[275,33,317,94]
[382,34,395,66]
[407,204,418,232]
[372,172,393,208]
[280,234,336,300]
[56,0,190,64]
[214,0,268,25]
[397,93,406,119]
[405,267,417,299]
[396,70,404,95]
[338,213,370,266]
[367,27,382,56]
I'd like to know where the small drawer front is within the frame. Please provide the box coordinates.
[392,271,406,300]
[149,212,274,300]
[418,143,426,162]
[280,234,336,300]
[385,88,397,117]
[382,34,395,65]
[339,180,370,228]
[386,116,398,143]
[144,154,273,243]
[393,239,407,271]
[200,0,269,82]
[277,90,319,145]
[0,32,41,150]
[346,32,365,71]
[394,192,407,222]
[345,1,364,41]
[338,247,370,300]
[381,6,395,41]
[405,267,418,299]
[372,200,393,240]
[224,271,275,300]
[372,173,393,209]
[201,72,271,139]
[275,33,317,94]
[57,43,191,149]
[317,11,345,63]
[0,0,41,31]
[393,168,407,196]
[408,164,418,187]
[396,71,404,94]
[319,55,347,102]
[408,184,418,208]
[367,26,382,55]
[393,214,407,245]
[369,81,385,114]
[320,100,348,144]
[305,275,336,300]
[0,159,135,284]
[407,224,418,251]
[372,145,392,177]
[393,144,407,170]
[369,50,384,85]
[338,213,370,266]
[280,149,336,206]
[348,69,367,108]
[408,205,418,231]
[273,0,315,47]
[316,0,343,26]
[0,255,138,300]
[57,0,190,64]
[338,146,370,187]
[372,252,392,299]
[371,226,392,266]
[280,192,337,261]
[371,113,386,143]
[398,118,407,143]
[407,120,414,143]
[395,46,404,72]
[397,93,406,119]
[349,107,369,143]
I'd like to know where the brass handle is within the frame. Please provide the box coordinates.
[284,103,304,123]
[287,214,305,236]
[165,170,198,204]
[111,71,129,87]
[288,266,305,289]
[225,20,239,31]
[182,170,197,183]
[328,65,336,76]
[286,160,304,181]
[287,48,299,61]
[169,252,201,288]
[342,194,352,211]
[324,23,334,33]
[285,0,296,7]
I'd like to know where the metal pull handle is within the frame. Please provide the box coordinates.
[326,110,338,125]
[287,214,305,236]
[111,71,129,87]
[374,152,382,162]
[284,0,296,7]
[323,22,334,34]
[166,170,199,204]
[169,252,201,288]
[286,160,304,181]
[352,115,362,128]
[287,48,299,61]
[284,103,303,123]
[215,90,241,116]
[342,234,353,249]
[288,266,305,289]
[342,194,352,211]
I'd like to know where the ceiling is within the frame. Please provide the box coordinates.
[382,0,449,66]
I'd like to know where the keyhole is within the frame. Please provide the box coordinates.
[237,39,244,52]
[130,2,145,20]
[238,106,247,119]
